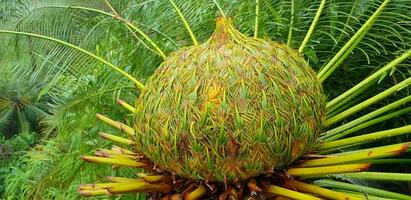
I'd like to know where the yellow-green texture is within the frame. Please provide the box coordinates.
[134,18,326,182]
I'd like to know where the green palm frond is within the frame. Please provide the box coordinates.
[3,78,136,199]
[0,64,52,137]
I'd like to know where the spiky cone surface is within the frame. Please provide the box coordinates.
[134,17,325,182]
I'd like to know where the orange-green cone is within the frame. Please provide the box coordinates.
[134,17,326,182]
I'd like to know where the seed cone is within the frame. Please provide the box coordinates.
[134,17,326,182]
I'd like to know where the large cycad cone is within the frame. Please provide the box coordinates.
[134,17,325,182]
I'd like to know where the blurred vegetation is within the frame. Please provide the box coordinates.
[0,132,38,194]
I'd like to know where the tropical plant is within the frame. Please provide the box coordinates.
[0,64,52,138]
[0,131,38,194]
[0,0,410,199]
[1,1,146,198]
[2,80,122,199]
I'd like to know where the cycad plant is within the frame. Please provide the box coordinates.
[0,65,51,138]
[1,0,410,199]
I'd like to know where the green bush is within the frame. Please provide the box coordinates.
[0,132,39,195]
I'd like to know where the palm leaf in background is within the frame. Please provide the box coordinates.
[0,64,51,137]
[0,0,410,199]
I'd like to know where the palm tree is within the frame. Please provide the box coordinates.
[0,0,410,199]
[0,65,50,138]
